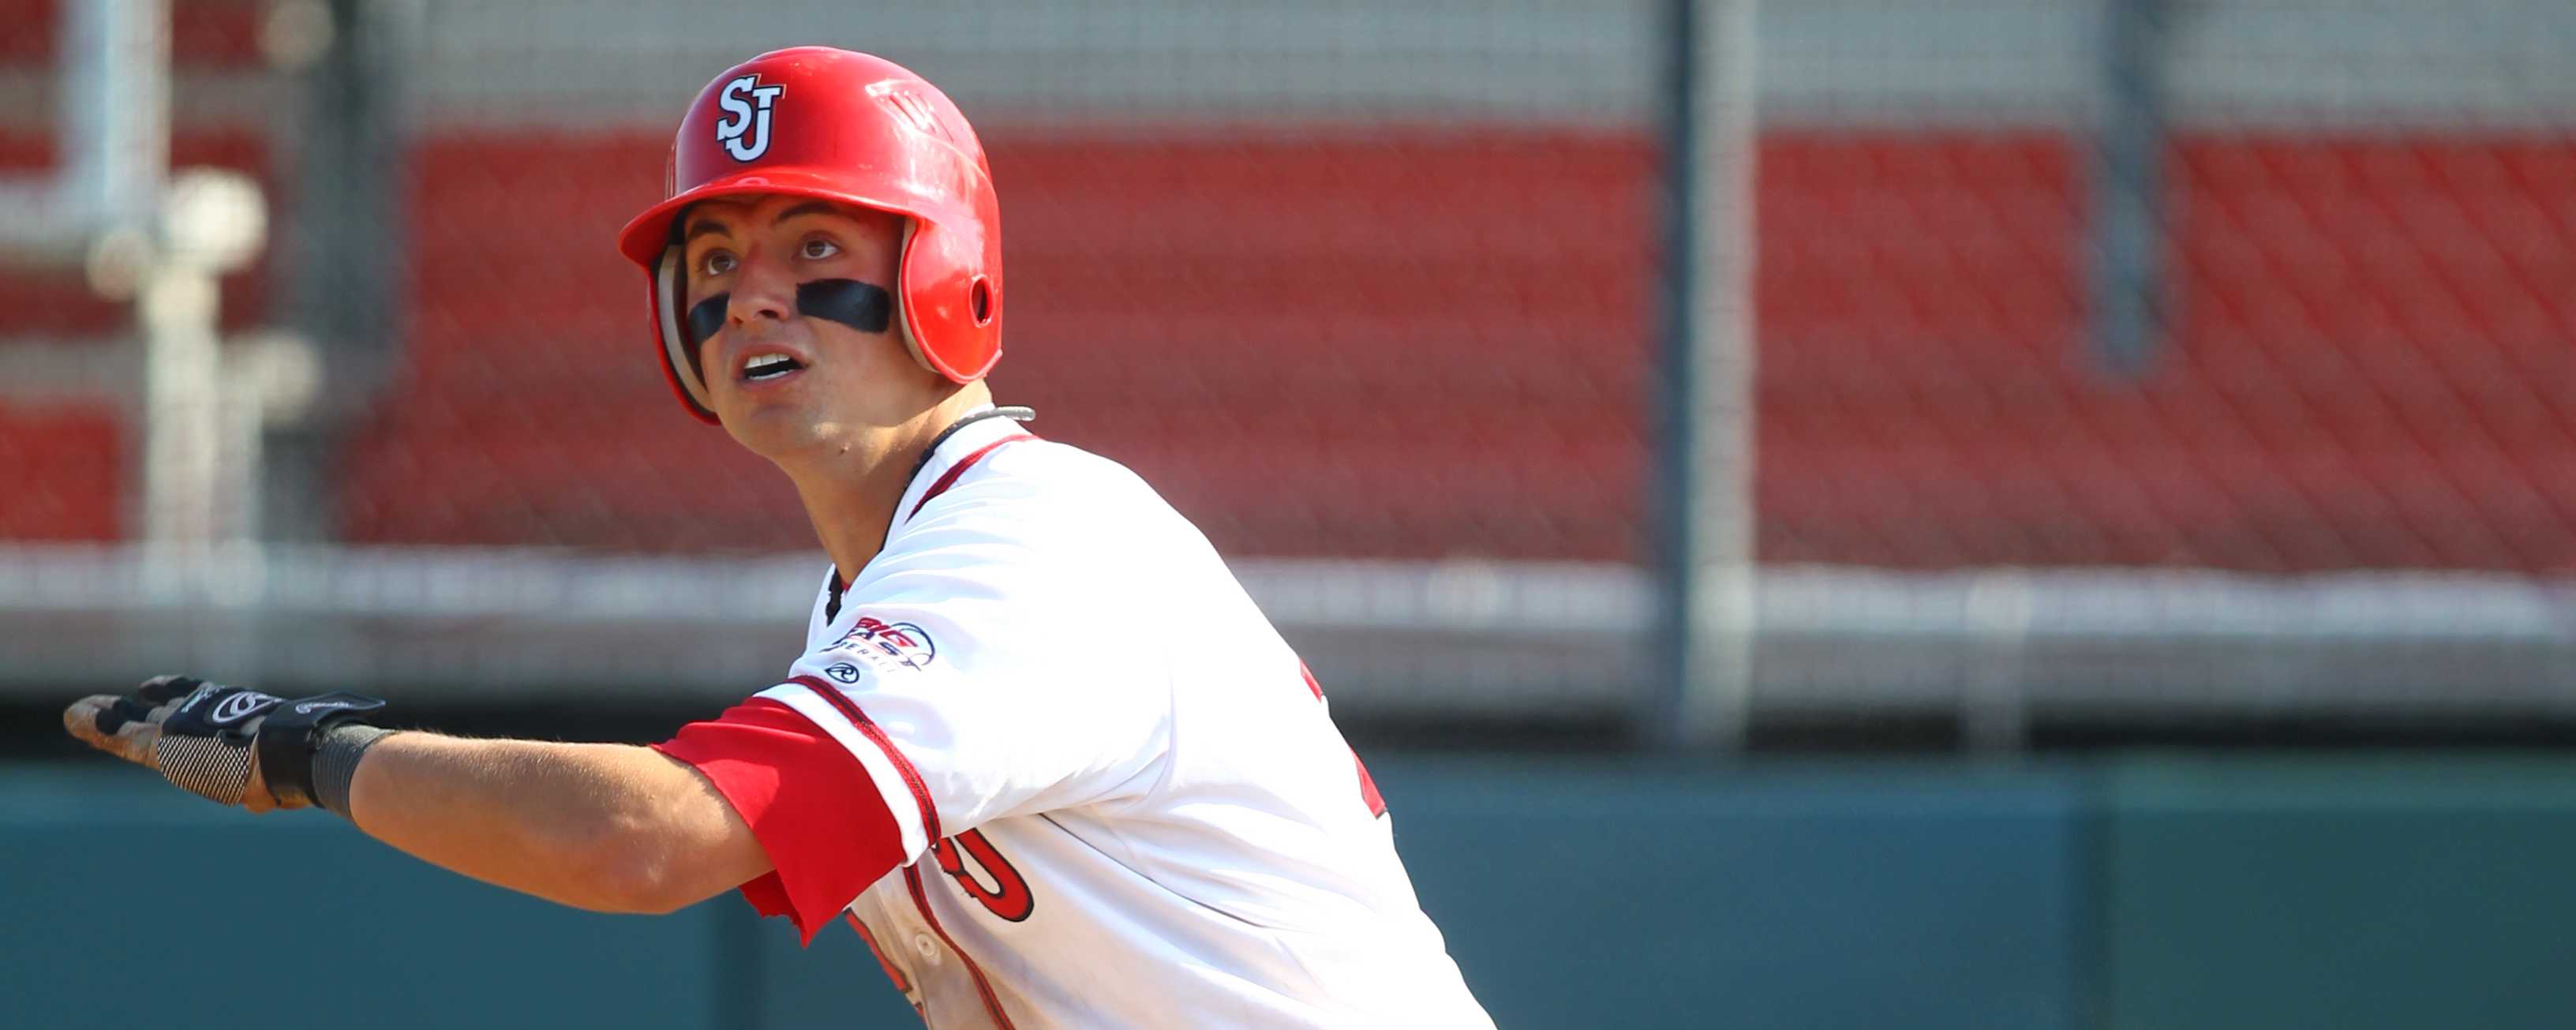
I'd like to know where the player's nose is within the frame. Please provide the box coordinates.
[724,246,797,328]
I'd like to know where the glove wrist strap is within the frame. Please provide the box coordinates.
[313,725,395,818]
[251,693,388,807]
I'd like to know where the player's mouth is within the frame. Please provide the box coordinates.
[737,350,807,386]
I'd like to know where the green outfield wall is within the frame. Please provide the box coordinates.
[7,755,2575,1029]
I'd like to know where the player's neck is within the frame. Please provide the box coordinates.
[788,385,993,586]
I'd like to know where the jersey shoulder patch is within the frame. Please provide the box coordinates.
[821,614,942,674]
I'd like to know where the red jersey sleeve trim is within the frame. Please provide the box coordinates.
[789,673,945,842]
[653,696,906,946]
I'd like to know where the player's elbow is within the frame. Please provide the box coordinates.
[561,819,723,915]
[574,818,736,911]
[573,800,764,914]
[505,795,695,912]
[534,748,766,915]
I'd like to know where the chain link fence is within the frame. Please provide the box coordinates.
[1,0,2571,742]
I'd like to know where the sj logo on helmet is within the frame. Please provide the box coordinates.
[713,74,784,162]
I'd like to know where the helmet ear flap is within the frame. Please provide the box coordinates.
[889,219,939,377]
[895,217,1002,384]
[653,245,720,422]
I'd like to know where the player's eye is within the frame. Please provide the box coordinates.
[799,237,841,260]
[698,250,738,277]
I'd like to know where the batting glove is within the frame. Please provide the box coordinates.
[63,675,389,812]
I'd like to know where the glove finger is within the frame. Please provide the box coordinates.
[135,675,203,704]
[62,695,160,767]
[99,696,156,734]
[109,717,161,768]
[63,695,116,743]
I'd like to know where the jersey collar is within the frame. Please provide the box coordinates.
[891,404,1035,530]
[823,405,1035,624]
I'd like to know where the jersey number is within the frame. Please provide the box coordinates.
[1301,661,1389,818]
[914,663,1379,929]
[931,828,1034,922]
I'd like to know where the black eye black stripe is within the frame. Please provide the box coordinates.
[687,294,729,346]
[796,279,893,333]
[682,279,894,357]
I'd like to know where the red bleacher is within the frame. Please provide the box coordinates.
[339,130,1657,556]
[5,117,2570,569]
[1762,133,2576,571]
[0,403,118,541]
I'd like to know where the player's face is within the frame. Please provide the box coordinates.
[678,194,940,455]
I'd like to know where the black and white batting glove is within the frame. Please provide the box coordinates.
[62,675,392,814]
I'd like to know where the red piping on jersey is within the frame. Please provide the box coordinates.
[790,674,944,843]
[788,674,1014,1028]
[1301,661,1389,818]
[844,912,915,995]
[909,433,1037,519]
[906,864,1020,1030]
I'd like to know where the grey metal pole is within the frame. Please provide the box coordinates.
[1653,0,1759,751]
[65,0,168,230]
[0,0,167,262]
[2092,0,2170,377]
[138,263,223,551]
[268,0,420,543]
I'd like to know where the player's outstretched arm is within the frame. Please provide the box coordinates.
[63,675,772,916]
[340,731,771,913]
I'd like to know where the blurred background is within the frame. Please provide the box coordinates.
[3,0,2574,1027]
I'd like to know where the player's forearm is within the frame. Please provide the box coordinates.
[344,732,766,914]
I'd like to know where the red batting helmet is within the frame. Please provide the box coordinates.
[616,47,1002,424]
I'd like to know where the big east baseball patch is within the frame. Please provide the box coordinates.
[829,615,938,671]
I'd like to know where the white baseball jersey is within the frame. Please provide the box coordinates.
[657,410,1493,1028]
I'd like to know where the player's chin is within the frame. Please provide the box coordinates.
[715,396,830,456]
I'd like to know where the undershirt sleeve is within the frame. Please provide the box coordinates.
[653,697,906,945]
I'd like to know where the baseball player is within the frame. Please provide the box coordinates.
[63,47,1493,1028]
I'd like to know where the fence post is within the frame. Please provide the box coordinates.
[2092,0,2172,376]
[1654,0,1759,751]
[271,0,420,543]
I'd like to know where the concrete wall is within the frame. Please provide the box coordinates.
[9,754,2576,1028]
